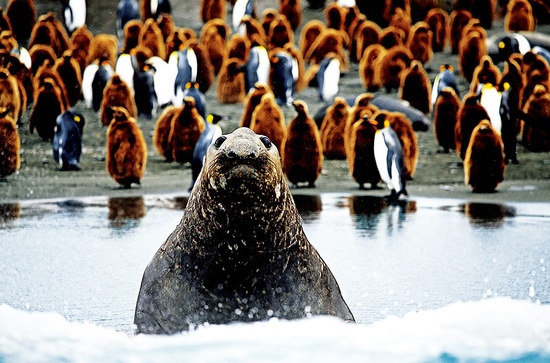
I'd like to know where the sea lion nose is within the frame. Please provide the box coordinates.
[224,141,260,159]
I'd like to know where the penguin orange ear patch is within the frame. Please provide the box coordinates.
[273,57,279,63]
[185,82,192,89]
[503,82,510,91]
[74,116,81,122]
[207,114,213,123]
[498,41,505,49]
[194,83,199,89]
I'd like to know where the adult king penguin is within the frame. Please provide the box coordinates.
[372,114,408,200]
[431,64,460,109]
[233,0,255,35]
[61,0,86,35]
[190,113,222,191]
[117,0,140,39]
[241,36,270,93]
[316,53,340,103]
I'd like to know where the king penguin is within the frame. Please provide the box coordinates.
[233,0,255,35]
[478,83,503,135]
[181,82,207,119]
[372,114,408,200]
[271,51,295,106]
[190,113,222,191]
[117,0,140,39]
[316,53,340,103]
[172,45,198,106]
[431,64,460,109]
[62,0,86,35]
[241,36,270,93]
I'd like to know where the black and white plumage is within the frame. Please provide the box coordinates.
[316,55,340,103]
[487,32,550,64]
[117,0,139,39]
[181,82,207,119]
[172,46,198,106]
[233,0,255,34]
[82,59,114,112]
[373,118,408,200]
[115,52,136,94]
[133,62,158,118]
[478,83,503,135]
[190,114,222,191]
[431,65,460,109]
[53,109,85,171]
[242,44,270,93]
[62,0,86,35]
[271,51,295,106]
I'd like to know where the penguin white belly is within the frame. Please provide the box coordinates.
[148,56,174,107]
[150,0,158,17]
[82,63,98,108]
[232,0,247,32]
[256,47,270,86]
[18,48,31,69]
[115,54,135,95]
[480,87,502,135]
[337,0,356,6]
[374,131,391,189]
[390,154,403,194]
[71,0,86,30]
[321,59,340,102]
[431,74,440,107]
[187,48,198,83]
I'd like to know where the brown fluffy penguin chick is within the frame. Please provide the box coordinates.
[433,87,461,153]
[5,0,36,45]
[406,21,433,64]
[454,0,495,29]
[390,7,412,41]
[121,20,142,54]
[268,14,294,49]
[354,20,381,63]
[425,8,449,53]
[377,45,413,92]
[100,75,137,127]
[33,59,69,111]
[53,51,82,107]
[240,84,270,128]
[505,0,535,31]
[300,20,326,63]
[320,97,349,160]
[280,0,302,31]
[305,28,348,71]
[378,26,405,50]
[347,110,380,190]
[139,18,166,60]
[217,57,246,104]
[449,9,472,54]
[70,26,92,73]
[282,100,323,188]
[28,13,67,58]
[458,30,488,83]
[227,33,250,62]
[87,34,118,69]
[250,93,287,152]
[522,84,550,152]
[0,68,22,122]
[260,9,277,38]
[470,55,501,92]
[399,60,431,114]
[455,92,490,159]
[169,97,206,164]
[106,106,147,189]
[0,110,20,178]
[153,105,179,161]
[325,2,346,31]
[200,0,226,24]
[200,19,230,75]
[388,111,418,178]
[29,78,66,141]
[359,44,386,92]
[29,44,57,74]
[384,0,412,23]
[345,93,378,157]
[157,14,174,43]
[464,120,505,193]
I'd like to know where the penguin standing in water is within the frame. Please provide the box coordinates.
[270,51,295,106]
[431,64,460,109]
[61,0,86,35]
[240,36,270,93]
[117,0,140,39]
[53,109,84,171]
[373,115,408,200]
[316,53,340,103]
[189,113,222,191]
[233,0,255,34]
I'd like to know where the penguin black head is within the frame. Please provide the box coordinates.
[371,111,390,130]
[440,64,453,72]
[207,113,223,124]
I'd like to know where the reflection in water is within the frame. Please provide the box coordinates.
[461,203,516,228]
[293,195,322,221]
[0,203,21,227]
[349,196,417,236]
[108,197,146,228]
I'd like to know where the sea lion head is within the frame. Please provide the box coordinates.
[199,127,284,203]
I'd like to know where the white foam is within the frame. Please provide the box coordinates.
[1,298,549,362]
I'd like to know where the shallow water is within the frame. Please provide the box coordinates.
[1,194,550,361]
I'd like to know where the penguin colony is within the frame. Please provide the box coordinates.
[2,0,550,196]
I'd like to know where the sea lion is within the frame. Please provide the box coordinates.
[134,127,355,334]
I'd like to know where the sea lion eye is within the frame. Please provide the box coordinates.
[214,136,227,148]
[260,136,272,149]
